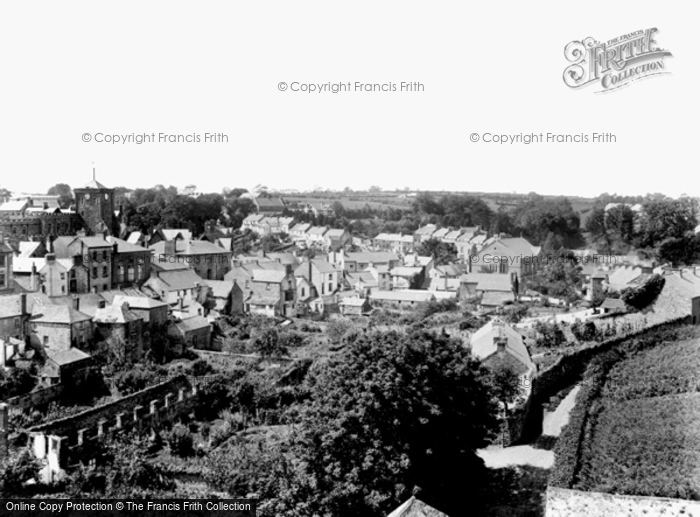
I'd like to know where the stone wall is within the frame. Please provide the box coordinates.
[29,375,199,469]
[545,487,700,517]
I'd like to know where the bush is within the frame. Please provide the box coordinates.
[571,320,597,342]
[326,319,353,344]
[459,313,488,330]
[166,424,195,457]
[114,366,158,395]
[621,274,665,310]
[417,298,459,319]
[534,321,566,348]
[502,304,529,324]
[189,359,214,377]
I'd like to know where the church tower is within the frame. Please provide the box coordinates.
[73,171,115,236]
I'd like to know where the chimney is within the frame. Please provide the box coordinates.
[308,258,313,282]
[73,295,80,311]
[19,293,27,317]
[98,300,106,309]
[0,339,6,368]
[179,297,184,310]
[45,253,56,264]
[494,337,507,353]
[30,263,38,292]
[164,240,176,256]
[679,269,684,279]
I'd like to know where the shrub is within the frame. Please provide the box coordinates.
[189,359,214,377]
[166,424,195,457]
[621,274,665,310]
[114,367,157,395]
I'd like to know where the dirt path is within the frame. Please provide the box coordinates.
[542,385,581,437]
[477,445,554,469]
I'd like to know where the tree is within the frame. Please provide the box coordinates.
[281,329,499,517]
[513,194,582,247]
[534,321,566,348]
[165,423,195,457]
[252,328,288,360]
[415,238,457,265]
[0,451,40,497]
[0,367,37,400]
[47,183,74,208]
[488,364,523,417]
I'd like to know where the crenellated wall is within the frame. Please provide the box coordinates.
[28,375,200,470]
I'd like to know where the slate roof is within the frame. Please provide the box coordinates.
[18,241,44,257]
[388,497,448,517]
[252,269,287,283]
[201,279,235,298]
[45,347,91,366]
[106,236,150,253]
[601,298,626,310]
[414,224,437,236]
[390,266,423,277]
[112,295,168,309]
[0,199,29,211]
[470,320,534,371]
[151,239,228,256]
[31,305,92,324]
[339,297,370,307]
[150,269,203,291]
[175,315,210,332]
[93,304,141,324]
[346,251,400,263]
[461,273,513,292]
[161,229,193,241]
[81,179,109,189]
[126,231,144,244]
[371,290,436,303]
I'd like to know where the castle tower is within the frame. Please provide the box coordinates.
[73,173,115,236]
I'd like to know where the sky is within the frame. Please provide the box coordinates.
[0,2,696,199]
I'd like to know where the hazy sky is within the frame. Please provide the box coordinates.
[0,2,695,198]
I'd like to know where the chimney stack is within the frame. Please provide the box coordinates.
[73,295,80,311]
[30,263,38,292]
[164,240,176,257]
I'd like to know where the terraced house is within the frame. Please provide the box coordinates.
[150,239,231,280]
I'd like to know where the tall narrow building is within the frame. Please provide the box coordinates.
[73,177,115,236]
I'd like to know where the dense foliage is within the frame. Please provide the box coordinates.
[620,274,665,310]
[273,329,500,517]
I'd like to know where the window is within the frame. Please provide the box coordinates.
[43,335,49,345]
[61,286,65,293]
[92,267,97,278]
[127,266,134,281]
[328,283,333,293]
[14,317,19,328]
[301,287,306,297]
[103,266,108,278]
[60,273,65,280]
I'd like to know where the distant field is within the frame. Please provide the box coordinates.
[574,334,700,499]
[281,191,597,225]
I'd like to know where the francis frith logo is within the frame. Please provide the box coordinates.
[563,28,672,92]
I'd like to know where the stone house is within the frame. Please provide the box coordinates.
[30,303,93,351]
[107,236,152,288]
[93,302,145,362]
[338,297,371,316]
[150,239,231,280]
